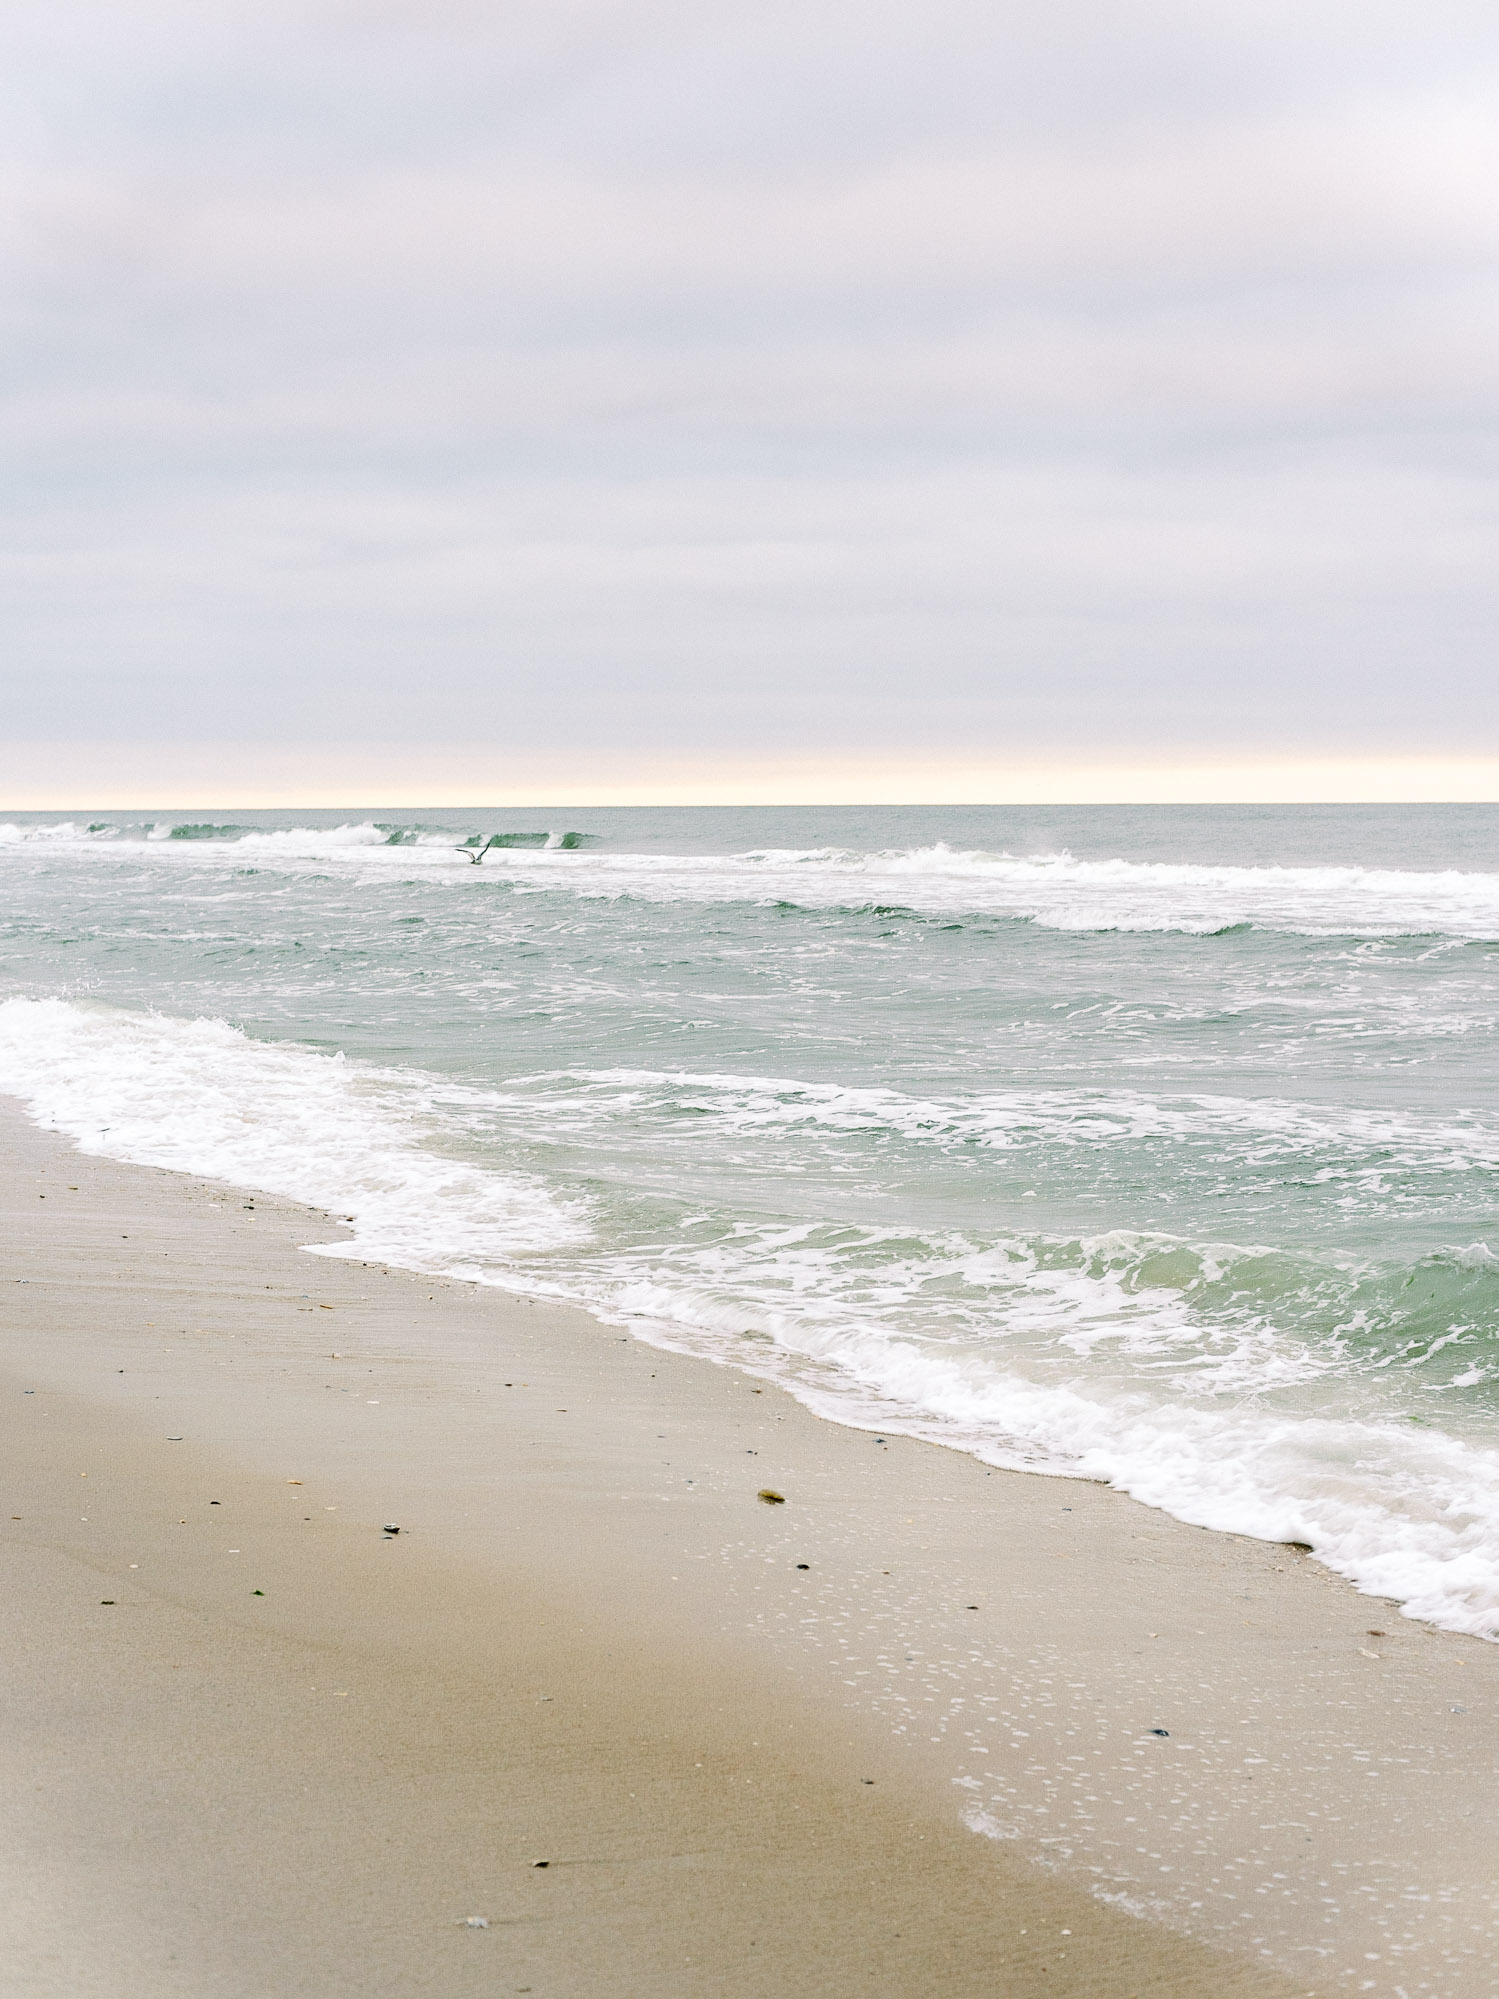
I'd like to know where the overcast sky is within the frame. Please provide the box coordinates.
[4,1,1499,799]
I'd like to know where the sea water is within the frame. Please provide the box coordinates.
[3,802,1498,1635]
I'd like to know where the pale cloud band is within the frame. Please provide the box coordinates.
[5,744,1498,810]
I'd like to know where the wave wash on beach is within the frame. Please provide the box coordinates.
[4,803,1499,1641]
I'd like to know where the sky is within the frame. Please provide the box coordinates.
[4,0,1499,804]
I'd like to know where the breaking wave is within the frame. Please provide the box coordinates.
[3,994,1499,1640]
[4,822,1498,935]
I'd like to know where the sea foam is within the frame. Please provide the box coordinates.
[4,994,1499,1640]
[0,996,585,1273]
[6,822,1499,936]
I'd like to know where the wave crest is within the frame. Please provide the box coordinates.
[4,825,1497,936]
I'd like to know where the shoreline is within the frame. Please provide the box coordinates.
[3,1098,1496,1995]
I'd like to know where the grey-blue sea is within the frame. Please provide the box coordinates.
[2,803,1497,1633]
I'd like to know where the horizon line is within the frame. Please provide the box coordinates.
[8,796,1499,813]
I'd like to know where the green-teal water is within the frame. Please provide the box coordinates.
[3,803,1498,1632]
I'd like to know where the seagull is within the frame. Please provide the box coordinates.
[455,835,504,864]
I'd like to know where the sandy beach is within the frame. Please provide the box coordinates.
[2,1097,1495,1997]
[9,0,1499,1984]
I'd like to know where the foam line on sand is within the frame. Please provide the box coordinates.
[2,1100,1494,1996]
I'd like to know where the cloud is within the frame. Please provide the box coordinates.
[2,0,1499,784]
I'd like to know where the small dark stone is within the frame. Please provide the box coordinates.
[796,1563,810,1570]
[1149,1728,1169,1737]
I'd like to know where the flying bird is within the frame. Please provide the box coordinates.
[455,835,504,863]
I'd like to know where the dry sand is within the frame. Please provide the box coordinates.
[2,1099,1495,1998]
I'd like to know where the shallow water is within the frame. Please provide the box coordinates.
[3,802,1498,1633]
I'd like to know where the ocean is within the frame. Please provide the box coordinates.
[3,802,1498,1637]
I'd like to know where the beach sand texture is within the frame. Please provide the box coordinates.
[2,1100,1495,1998]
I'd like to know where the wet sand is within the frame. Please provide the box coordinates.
[2,1099,1495,1996]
